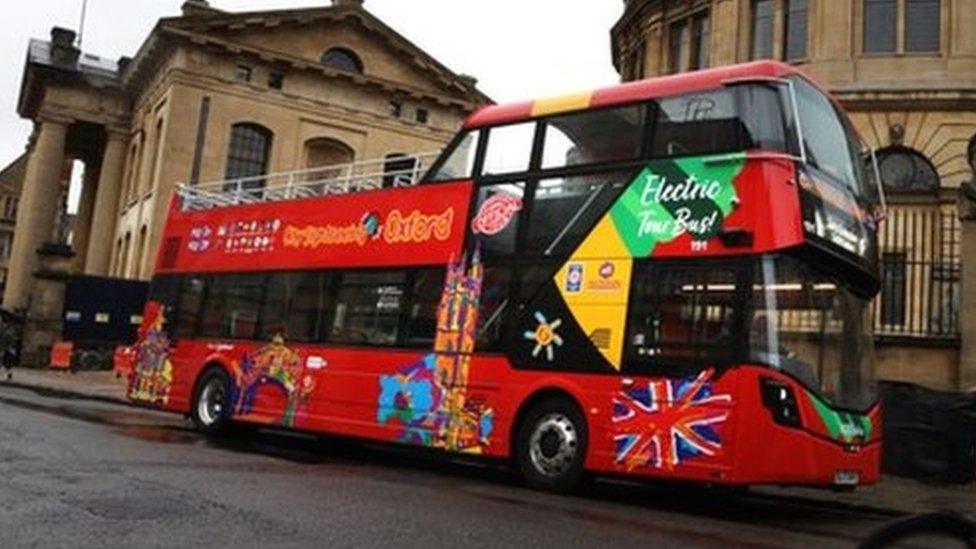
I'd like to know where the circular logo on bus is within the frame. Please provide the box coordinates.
[362,212,381,239]
[471,192,523,235]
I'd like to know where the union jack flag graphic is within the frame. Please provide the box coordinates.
[612,369,731,471]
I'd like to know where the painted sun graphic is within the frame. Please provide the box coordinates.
[523,311,564,362]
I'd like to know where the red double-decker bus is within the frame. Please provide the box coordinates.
[128,60,884,492]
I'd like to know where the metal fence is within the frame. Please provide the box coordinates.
[873,202,961,342]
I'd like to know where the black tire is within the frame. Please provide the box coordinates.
[515,396,588,493]
[191,367,232,436]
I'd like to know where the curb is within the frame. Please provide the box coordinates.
[0,378,130,407]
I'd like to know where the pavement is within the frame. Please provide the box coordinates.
[0,367,973,527]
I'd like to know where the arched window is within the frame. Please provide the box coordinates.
[876,147,939,192]
[383,153,418,188]
[321,47,364,73]
[303,137,354,188]
[225,123,273,190]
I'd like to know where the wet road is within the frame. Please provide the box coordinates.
[0,384,899,548]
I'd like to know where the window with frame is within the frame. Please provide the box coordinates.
[322,48,364,73]
[625,262,745,373]
[331,270,406,346]
[199,273,266,340]
[752,0,775,59]
[427,130,481,182]
[540,105,644,171]
[690,13,710,70]
[401,269,443,347]
[784,0,809,60]
[148,275,182,336]
[224,123,273,190]
[667,19,687,74]
[176,275,206,338]
[864,0,939,54]
[665,10,710,74]
[482,122,536,176]
[473,182,526,258]
[790,77,860,193]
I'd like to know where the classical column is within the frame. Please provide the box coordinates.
[84,128,127,276]
[70,159,100,272]
[2,116,70,310]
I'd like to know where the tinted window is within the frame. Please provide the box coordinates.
[428,131,480,182]
[177,275,205,337]
[541,106,644,170]
[331,271,406,346]
[784,0,809,60]
[525,171,629,256]
[148,275,181,335]
[650,86,786,158]
[402,269,443,347]
[626,263,744,373]
[752,0,775,59]
[199,274,265,340]
[905,0,940,53]
[475,266,513,350]
[864,0,896,53]
[482,122,536,176]
[791,77,860,193]
[473,182,526,258]
[289,271,333,342]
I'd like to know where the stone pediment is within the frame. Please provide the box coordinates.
[157,5,488,107]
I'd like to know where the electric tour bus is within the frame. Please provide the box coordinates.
[128,60,884,492]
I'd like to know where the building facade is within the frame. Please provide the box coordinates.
[5,0,487,319]
[612,0,976,389]
[0,155,26,294]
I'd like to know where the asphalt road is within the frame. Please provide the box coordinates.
[0,384,906,548]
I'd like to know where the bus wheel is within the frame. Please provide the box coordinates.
[516,396,588,493]
[191,368,232,436]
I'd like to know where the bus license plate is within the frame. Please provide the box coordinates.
[834,470,859,486]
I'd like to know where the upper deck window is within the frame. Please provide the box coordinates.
[483,122,537,176]
[426,130,480,182]
[790,77,863,195]
[650,85,786,158]
[541,105,644,170]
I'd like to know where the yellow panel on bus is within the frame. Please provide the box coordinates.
[554,258,632,370]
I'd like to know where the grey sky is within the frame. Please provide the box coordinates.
[0,0,624,168]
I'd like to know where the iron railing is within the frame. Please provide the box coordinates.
[873,202,960,342]
[178,152,440,212]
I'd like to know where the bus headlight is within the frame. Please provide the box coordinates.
[760,377,802,428]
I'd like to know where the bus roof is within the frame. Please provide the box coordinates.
[464,60,804,130]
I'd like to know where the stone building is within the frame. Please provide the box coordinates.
[5,0,488,321]
[612,0,976,389]
[0,155,27,294]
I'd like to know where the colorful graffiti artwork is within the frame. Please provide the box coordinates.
[233,335,314,428]
[128,301,174,406]
[611,369,731,471]
[377,248,494,453]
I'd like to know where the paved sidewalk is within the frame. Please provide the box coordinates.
[0,366,972,515]
[0,367,127,404]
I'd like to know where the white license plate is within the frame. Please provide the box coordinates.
[834,470,860,486]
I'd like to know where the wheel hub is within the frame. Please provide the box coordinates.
[528,413,578,477]
[197,379,227,426]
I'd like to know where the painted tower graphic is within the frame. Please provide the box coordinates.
[378,247,494,453]
[128,301,174,406]
[233,335,314,428]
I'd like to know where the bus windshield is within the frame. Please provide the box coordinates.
[749,254,876,412]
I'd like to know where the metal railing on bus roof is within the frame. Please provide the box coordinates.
[176,152,440,212]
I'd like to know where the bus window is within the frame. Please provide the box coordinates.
[475,266,513,350]
[427,130,481,182]
[289,271,333,343]
[525,171,629,256]
[650,85,787,158]
[482,122,537,176]
[541,105,644,170]
[474,182,526,257]
[790,77,861,195]
[625,263,743,374]
[176,275,205,338]
[148,275,181,335]
[199,274,265,340]
[402,268,442,347]
[259,272,292,341]
[331,271,406,346]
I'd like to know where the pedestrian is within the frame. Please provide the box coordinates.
[0,315,19,381]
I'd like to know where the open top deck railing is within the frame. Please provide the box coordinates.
[176,151,440,212]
